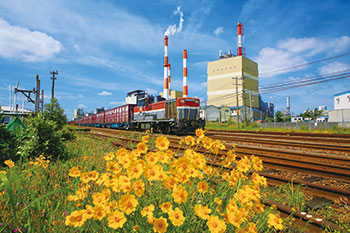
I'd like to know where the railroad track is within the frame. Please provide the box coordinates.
[206,131,350,153]
[82,127,350,182]
[84,132,341,232]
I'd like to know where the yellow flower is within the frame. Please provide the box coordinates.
[252,173,267,187]
[142,135,150,143]
[184,136,195,146]
[127,162,144,179]
[106,161,122,174]
[214,197,222,206]
[133,180,145,197]
[104,152,115,161]
[195,128,205,139]
[4,160,14,168]
[93,205,109,221]
[137,142,148,154]
[133,225,139,231]
[267,213,283,230]
[207,215,226,233]
[155,136,170,151]
[80,172,91,183]
[65,210,87,227]
[171,185,188,204]
[144,164,162,181]
[163,177,178,190]
[237,156,251,173]
[87,170,99,181]
[108,210,127,229]
[160,202,172,213]
[84,205,95,220]
[92,192,109,206]
[202,137,212,150]
[168,207,185,226]
[141,204,155,219]
[194,204,211,220]
[153,217,168,233]
[251,155,263,172]
[119,194,138,215]
[197,181,209,193]
[0,171,6,175]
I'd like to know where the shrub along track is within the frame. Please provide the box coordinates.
[83,131,340,232]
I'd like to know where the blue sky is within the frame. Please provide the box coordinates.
[0,0,349,119]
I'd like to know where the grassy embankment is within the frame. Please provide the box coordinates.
[205,121,350,134]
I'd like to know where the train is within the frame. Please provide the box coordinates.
[69,90,205,134]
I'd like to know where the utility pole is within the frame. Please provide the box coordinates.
[50,70,58,99]
[235,77,240,129]
[41,90,44,111]
[249,90,253,122]
[241,74,247,127]
[35,75,40,113]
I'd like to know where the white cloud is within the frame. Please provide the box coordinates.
[214,27,224,36]
[318,61,349,75]
[78,104,87,109]
[256,36,350,78]
[0,18,61,62]
[98,91,112,96]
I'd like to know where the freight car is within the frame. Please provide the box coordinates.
[70,90,204,134]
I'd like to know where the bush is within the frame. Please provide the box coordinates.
[19,112,68,161]
[0,125,19,164]
[61,125,76,141]
[43,98,67,131]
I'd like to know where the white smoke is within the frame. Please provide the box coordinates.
[164,6,184,36]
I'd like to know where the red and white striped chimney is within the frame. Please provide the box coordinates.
[168,64,171,97]
[183,49,188,97]
[163,36,169,99]
[237,22,245,56]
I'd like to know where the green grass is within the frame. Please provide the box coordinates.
[0,133,118,232]
[205,121,350,134]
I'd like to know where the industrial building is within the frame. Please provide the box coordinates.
[206,22,269,123]
[328,90,350,123]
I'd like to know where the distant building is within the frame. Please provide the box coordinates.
[291,116,303,122]
[160,90,183,99]
[334,90,350,110]
[205,105,220,122]
[318,105,327,111]
[207,56,259,110]
[219,106,231,123]
[74,109,84,119]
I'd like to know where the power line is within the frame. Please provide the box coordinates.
[260,52,350,76]
[207,70,350,104]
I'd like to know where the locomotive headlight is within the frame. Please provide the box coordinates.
[195,100,199,104]
[180,99,184,103]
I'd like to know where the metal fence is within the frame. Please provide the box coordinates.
[259,121,350,130]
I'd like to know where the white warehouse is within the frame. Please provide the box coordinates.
[328,90,350,123]
[334,90,350,110]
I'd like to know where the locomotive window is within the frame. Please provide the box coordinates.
[179,109,198,120]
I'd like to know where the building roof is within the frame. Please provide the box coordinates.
[334,90,350,97]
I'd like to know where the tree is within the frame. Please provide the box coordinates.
[275,111,284,122]
[43,98,67,131]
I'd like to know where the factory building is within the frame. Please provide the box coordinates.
[328,90,350,123]
[206,22,260,121]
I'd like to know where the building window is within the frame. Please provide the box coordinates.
[347,95,350,103]
[336,97,340,104]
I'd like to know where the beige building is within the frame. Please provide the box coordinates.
[160,90,183,99]
[207,56,259,109]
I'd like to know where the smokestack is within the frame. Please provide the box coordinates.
[237,22,245,56]
[168,64,171,97]
[183,49,188,97]
[286,96,290,115]
[163,36,169,100]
